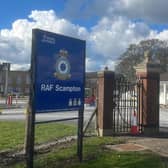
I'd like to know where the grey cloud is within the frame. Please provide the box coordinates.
[115,0,168,24]
[63,0,113,19]
[63,0,168,24]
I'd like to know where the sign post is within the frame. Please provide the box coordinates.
[77,108,84,162]
[25,29,85,168]
[25,105,35,168]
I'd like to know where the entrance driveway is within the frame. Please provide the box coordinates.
[127,136,168,157]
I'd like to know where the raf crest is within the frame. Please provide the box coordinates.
[54,49,71,80]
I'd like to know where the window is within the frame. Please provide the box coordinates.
[8,77,12,84]
[17,76,22,85]
[166,84,168,93]
[160,84,164,93]
[26,74,30,84]
[25,87,30,93]
[166,84,168,101]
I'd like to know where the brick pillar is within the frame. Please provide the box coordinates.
[135,51,160,135]
[97,70,115,136]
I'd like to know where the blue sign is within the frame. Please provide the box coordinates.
[32,29,85,113]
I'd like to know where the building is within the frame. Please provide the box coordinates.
[0,63,30,96]
[160,72,168,105]
[85,72,97,96]
[0,63,10,95]
[2,61,167,105]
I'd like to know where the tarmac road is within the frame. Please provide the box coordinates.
[0,98,167,128]
[0,105,96,124]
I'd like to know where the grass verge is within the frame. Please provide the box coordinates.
[11,137,165,168]
[0,122,166,168]
[0,121,76,151]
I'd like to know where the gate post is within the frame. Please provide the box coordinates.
[97,70,115,136]
[135,51,160,135]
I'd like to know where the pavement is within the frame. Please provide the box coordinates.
[127,136,168,157]
[105,136,168,160]
[0,98,28,110]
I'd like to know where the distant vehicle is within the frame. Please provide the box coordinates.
[85,94,96,106]
[84,88,96,106]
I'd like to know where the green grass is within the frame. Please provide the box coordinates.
[0,122,166,168]
[11,137,165,168]
[73,152,163,168]
[35,122,76,144]
[0,121,76,151]
[0,121,25,150]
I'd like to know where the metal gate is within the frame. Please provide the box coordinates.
[112,76,142,135]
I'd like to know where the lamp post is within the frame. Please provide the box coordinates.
[3,63,9,96]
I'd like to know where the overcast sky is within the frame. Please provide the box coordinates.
[1,0,168,71]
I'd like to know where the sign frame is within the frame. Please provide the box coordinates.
[25,29,85,167]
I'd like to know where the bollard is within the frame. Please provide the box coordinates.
[7,95,13,105]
